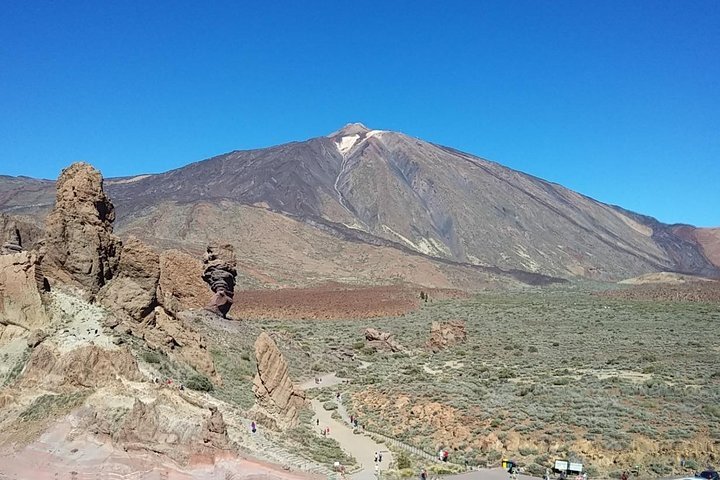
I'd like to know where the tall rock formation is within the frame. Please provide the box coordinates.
[42,162,120,296]
[251,332,305,430]
[202,244,237,318]
[98,237,220,383]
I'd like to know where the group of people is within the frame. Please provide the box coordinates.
[374,451,384,463]
[153,377,185,391]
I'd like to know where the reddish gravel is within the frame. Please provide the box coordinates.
[233,284,467,320]
[599,281,720,303]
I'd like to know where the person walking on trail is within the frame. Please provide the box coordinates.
[420,468,427,480]
[379,452,383,463]
[374,452,378,463]
[350,414,354,424]
[316,418,320,426]
[251,421,256,433]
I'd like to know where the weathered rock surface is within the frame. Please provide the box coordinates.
[158,249,207,313]
[202,405,230,449]
[19,344,143,389]
[202,244,237,317]
[364,327,405,352]
[251,332,305,430]
[98,236,159,320]
[42,163,121,296]
[145,307,219,382]
[95,235,219,383]
[425,320,467,352]
[112,399,230,462]
[1,213,43,254]
[0,251,48,336]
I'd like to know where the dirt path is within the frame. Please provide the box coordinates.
[310,399,393,480]
[298,373,347,391]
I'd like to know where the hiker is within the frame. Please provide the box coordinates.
[582,473,587,480]
[336,392,341,400]
[374,452,379,463]
[251,421,256,433]
[420,468,427,480]
[544,468,551,480]
[379,452,383,463]
[353,419,358,428]
[443,450,449,462]
[316,418,320,426]
[350,414,354,424]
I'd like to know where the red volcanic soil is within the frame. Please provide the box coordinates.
[599,281,720,303]
[233,284,467,320]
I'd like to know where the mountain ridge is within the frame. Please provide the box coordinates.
[1,124,718,285]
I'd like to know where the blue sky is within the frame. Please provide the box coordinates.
[1,1,718,226]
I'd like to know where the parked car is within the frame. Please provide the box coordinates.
[697,471,720,480]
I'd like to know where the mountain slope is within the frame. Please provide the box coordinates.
[1,123,718,282]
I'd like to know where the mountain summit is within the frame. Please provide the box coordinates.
[1,124,719,285]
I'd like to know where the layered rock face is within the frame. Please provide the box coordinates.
[19,344,143,389]
[425,320,467,352]
[202,244,237,318]
[0,251,48,337]
[364,327,405,353]
[251,332,305,430]
[0,213,43,254]
[42,163,121,296]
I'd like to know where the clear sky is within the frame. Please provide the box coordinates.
[1,1,718,226]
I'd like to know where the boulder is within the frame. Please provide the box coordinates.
[202,244,237,318]
[364,327,405,353]
[42,162,121,296]
[251,332,305,430]
[425,320,467,352]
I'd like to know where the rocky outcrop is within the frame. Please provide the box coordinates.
[19,344,143,389]
[97,236,219,383]
[158,249,206,313]
[144,307,219,382]
[425,320,467,352]
[42,163,120,296]
[0,251,49,337]
[364,327,405,353]
[251,332,305,430]
[202,405,230,449]
[202,244,237,318]
[98,236,159,321]
[112,399,230,462]
[1,214,43,254]
[1,218,22,254]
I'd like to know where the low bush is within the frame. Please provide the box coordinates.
[186,374,214,392]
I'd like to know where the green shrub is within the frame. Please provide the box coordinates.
[185,374,214,392]
[141,350,162,364]
[396,451,412,469]
[323,401,338,411]
[527,463,545,476]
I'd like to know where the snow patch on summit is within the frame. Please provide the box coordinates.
[336,135,360,155]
